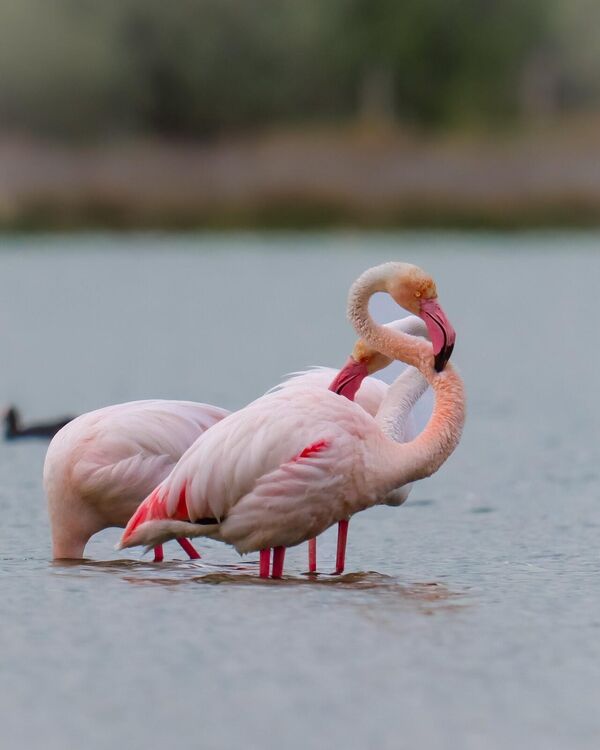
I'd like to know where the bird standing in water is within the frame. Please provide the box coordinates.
[119,262,465,578]
[42,318,425,563]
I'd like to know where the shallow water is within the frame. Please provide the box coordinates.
[1,232,599,750]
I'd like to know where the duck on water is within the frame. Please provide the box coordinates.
[4,406,75,440]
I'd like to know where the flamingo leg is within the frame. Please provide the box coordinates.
[153,544,164,563]
[259,548,271,578]
[272,546,286,579]
[308,538,317,573]
[176,538,201,560]
[335,519,349,574]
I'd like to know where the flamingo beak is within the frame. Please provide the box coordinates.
[419,297,456,372]
[328,357,369,401]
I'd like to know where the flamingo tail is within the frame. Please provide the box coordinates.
[117,518,218,552]
[117,484,219,552]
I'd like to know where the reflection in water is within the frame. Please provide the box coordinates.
[51,557,468,614]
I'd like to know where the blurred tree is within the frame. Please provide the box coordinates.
[334,0,549,127]
[0,0,596,139]
[0,1,132,137]
[548,0,600,110]
[120,0,350,136]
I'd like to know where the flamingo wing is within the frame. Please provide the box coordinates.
[217,434,360,553]
[119,387,379,553]
[45,400,229,526]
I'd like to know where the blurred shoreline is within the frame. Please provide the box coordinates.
[1,121,600,231]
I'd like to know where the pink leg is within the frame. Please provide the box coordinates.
[272,546,286,579]
[259,548,271,578]
[176,538,201,560]
[308,538,317,573]
[153,544,164,563]
[335,519,349,574]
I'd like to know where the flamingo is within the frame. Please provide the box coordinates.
[276,315,430,573]
[42,318,424,562]
[118,262,465,578]
[43,400,228,560]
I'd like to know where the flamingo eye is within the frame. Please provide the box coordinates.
[415,291,422,298]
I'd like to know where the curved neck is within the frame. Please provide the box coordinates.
[379,364,465,491]
[347,264,432,374]
[347,264,466,492]
[375,367,428,443]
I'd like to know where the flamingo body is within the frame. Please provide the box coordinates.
[120,371,444,556]
[44,399,229,558]
[119,264,465,577]
[120,386,386,554]
[43,371,398,560]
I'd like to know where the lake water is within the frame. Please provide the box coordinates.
[1,232,599,750]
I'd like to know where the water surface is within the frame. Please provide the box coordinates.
[1,233,599,750]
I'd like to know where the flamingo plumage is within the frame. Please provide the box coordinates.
[43,400,228,559]
[43,318,424,562]
[276,315,430,573]
[118,262,465,578]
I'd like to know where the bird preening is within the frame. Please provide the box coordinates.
[44,261,465,579]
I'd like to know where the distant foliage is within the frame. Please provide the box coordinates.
[0,0,595,138]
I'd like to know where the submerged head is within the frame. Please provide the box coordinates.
[328,316,427,400]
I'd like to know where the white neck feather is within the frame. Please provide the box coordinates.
[375,367,428,442]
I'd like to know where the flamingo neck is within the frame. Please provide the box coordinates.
[375,367,428,443]
[346,263,465,493]
[395,364,466,486]
[347,264,432,373]
[378,363,465,492]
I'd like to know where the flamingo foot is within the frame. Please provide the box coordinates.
[259,548,271,578]
[335,519,349,574]
[308,538,317,573]
[176,538,201,560]
[272,546,286,579]
[153,544,164,563]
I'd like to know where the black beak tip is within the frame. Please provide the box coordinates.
[434,342,454,372]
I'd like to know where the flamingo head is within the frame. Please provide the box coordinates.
[385,264,456,372]
[327,352,379,401]
[334,262,457,399]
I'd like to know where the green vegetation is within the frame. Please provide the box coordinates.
[0,0,598,139]
[1,2,599,229]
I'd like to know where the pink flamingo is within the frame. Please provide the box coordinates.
[43,400,228,560]
[277,315,430,573]
[118,262,465,578]
[43,319,423,562]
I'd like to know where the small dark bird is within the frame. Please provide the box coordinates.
[4,406,75,440]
